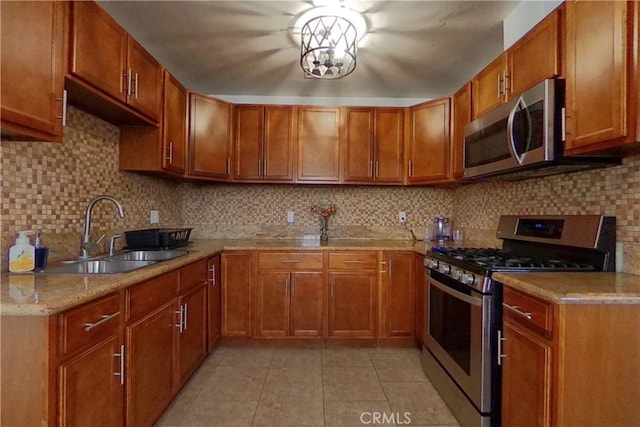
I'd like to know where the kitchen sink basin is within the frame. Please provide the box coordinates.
[42,259,157,275]
[109,249,188,262]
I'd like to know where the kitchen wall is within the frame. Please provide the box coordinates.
[1,108,638,274]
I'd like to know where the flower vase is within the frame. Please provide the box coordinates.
[319,217,329,241]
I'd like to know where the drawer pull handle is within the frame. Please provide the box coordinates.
[84,312,119,331]
[209,266,216,286]
[503,303,533,320]
[343,260,363,264]
[497,330,506,366]
[114,344,125,385]
[280,260,300,264]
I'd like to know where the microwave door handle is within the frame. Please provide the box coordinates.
[507,97,527,165]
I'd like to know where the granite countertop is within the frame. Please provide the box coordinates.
[1,239,427,316]
[493,272,640,304]
[4,238,638,315]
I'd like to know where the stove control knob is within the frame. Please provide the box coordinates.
[452,268,463,281]
[427,259,439,269]
[463,273,476,286]
[440,264,451,274]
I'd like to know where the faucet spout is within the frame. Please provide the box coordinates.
[80,195,125,259]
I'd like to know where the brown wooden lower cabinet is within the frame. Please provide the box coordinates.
[221,252,253,337]
[176,283,208,387]
[500,286,640,427]
[328,271,377,338]
[381,251,414,338]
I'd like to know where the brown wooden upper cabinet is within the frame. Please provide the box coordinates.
[451,83,472,180]
[120,70,187,175]
[472,7,561,118]
[343,108,404,184]
[297,106,341,183]
[68,1,162,124]
[188,93,233,180]
[563,0,639,155]
[406,97,451,184]
[234,105,295,182]
[1,1,65,142]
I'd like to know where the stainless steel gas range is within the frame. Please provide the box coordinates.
[421,215,616,427]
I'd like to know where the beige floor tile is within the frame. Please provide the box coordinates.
[382,381,459,425]
[178,399,258,427]
[324,401,398,427]
[200,366,268,401]
[253,382,324,426]
[370,351,427,382]
[270,348,323,368]
[323,366,386,401]
[322,348,374,367]
[219,347,275,368]
[266,365,322,385]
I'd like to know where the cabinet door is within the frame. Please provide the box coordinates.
[234,105,263,180]
[290,272,324,337]
[297,107,341,182]
[381,252,414,337]
[564,0,635,152]
[407,98,451,183]
[256,271,290,337]
[126,38,162,122]
[70,1,127,103]
[221,253,252,337]
[58,336,123,427]
[163,71,187,174]
[328,272,377,338]
[507,9,560,99]
[501,321,552,427]
[207,255,222,352]
[0,1,64,141]
[263,106,295,181]
[188,93,232,180]
[451,83,471,179]
[375,108,404,183]
[126,300,177,427]
[177,285,207,386]
[343,108,375,183]
[472,55,506,118]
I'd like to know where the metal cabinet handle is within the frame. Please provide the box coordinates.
[55,90,68,127]
[114,344,125,385]
[503,71,510,95]
[209,266,216,286]
[165,142,173,163]
[175,305,184,332]
[503,303,533,320]
[280,260,301,264]
[126,68,132,96]
[84,311,119,331]
[497,330,506,366]
[343,260,363,264]
[183,303,188,331]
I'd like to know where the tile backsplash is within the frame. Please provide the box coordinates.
[1,108,638,274]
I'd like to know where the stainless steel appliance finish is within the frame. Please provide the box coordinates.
[463,78,620,181]
[421,215,616,427]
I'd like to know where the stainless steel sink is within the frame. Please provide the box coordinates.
[109,249,188,262]
[42,259,157,275]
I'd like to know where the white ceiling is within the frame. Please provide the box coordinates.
[98,1,520,104]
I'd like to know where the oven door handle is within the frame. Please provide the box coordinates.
[429,277,482,307]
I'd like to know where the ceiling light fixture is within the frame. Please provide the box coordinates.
[299,10,360,79]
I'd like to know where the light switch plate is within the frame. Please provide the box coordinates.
[399,211,407,223]
[150,210,160,224]
[287,210,295,224]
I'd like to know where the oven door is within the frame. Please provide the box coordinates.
[423,270,494,413]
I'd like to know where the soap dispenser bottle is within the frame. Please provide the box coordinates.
[9,231,35,272]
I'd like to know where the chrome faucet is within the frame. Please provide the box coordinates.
[80,195,125,259]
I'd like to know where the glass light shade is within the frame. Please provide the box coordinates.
[300,15,357,79]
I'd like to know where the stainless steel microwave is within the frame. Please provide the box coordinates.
[463,78,619,180]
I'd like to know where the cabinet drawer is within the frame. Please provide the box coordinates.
[59,293,121,357]
[329,252,378,270]
[126,270,179,322]
[257,252,323,270]
[179,260,206,292]
[503,287,553,334]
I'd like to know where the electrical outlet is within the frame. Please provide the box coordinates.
[399,211,407,223]
[150,210,160,224]
[287,210,295,224]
